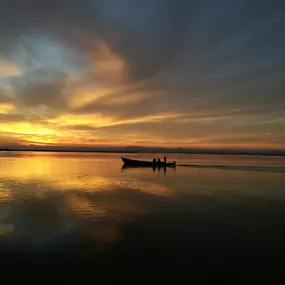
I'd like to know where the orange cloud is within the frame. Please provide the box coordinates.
[48,112,184,130]
[0,103,15,114]
[47,113,114,127]
[99,91,152,105]
[68,89,111,109]
[91,41,127,83]
[0,123,58,136]
[23,136,56,145]
[66,40,130,109]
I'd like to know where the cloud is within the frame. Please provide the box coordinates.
[0,104,15,114]
[0,89,13,103]
[0,60,22,78]
[15,75,67,110]
[0,0,285,149]
[90,41,128,83]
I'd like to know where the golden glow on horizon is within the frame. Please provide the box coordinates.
[0,118,284,150]
[0,121,284,150]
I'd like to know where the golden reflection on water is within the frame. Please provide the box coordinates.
[52,176,173,196]
[0,153,174,247]
[1,152,285,250]
[66,193,152,248]
[117,179,173,197]
[0,183,11,202]
[0,157,56,179]
[0,154,173,197]
[68,195,107,219]
[52,177,113,192]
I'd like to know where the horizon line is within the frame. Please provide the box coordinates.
[0,146,284,156]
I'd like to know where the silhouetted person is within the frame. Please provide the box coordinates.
[164,156,166,163]
[153,158,156,165]
[158,157,161,165]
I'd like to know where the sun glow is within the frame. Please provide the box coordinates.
[0,123,58,136]
[23,136,56,145]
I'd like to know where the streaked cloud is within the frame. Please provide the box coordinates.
[0,0,284,150]
[90,41,128,83]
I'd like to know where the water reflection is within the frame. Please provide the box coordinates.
[121,164,176,173]
[0,224,13,236]
[0,152,285,282]
[0,183,11,202]
[51,176,114,192]
[0,152,176,250]
[68,195,107,220]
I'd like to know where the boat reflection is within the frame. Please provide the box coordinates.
[121,164,176,175]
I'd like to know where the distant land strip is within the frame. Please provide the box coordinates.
[0,147,284,156]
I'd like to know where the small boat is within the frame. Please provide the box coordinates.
[121,156,176,168]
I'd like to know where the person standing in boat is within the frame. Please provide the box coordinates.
[157,157,161,165]
[153,158,156,165]
[164,156,166,164]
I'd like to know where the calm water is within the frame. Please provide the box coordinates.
[1,151,285,283]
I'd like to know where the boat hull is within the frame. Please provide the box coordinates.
[121,156,176,168]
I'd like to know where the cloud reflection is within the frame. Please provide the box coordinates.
[0,183,12,203]
[0,152,174,249]
[0,224,13,236]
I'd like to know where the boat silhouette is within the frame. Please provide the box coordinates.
[121,156,176,168]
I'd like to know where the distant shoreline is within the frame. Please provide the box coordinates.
[0,148,284,157]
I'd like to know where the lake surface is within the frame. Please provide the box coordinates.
[0,151,285,283]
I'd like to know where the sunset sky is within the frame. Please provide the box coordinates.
[0,0,285,150]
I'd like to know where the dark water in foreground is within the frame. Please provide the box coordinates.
[0,152,285,283]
